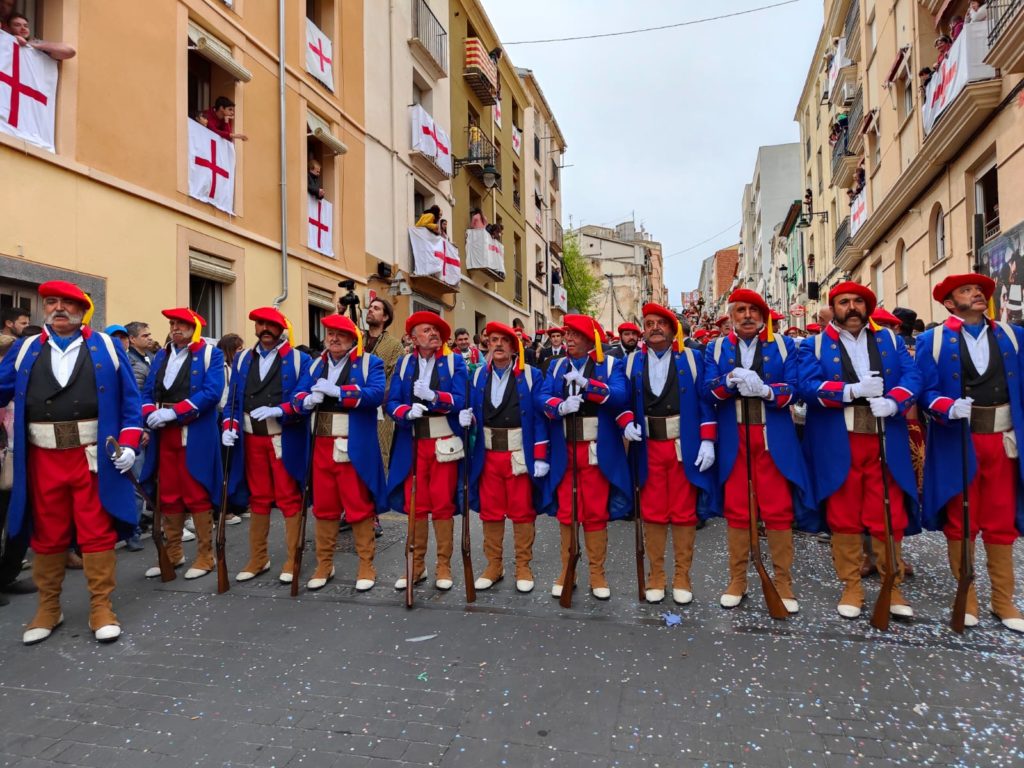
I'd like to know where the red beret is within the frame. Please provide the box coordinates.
[806,323,822,333]
[727,289,770,320]
[715,315,730,328]
[484,321,518,342]
[870,308,902,329]
[707,329,721,339]
[544,326,564,335]
[406,310,451,341]
[829,281,877,315]
[932,273,996,303]
[693,329,709,341]
[770,310,786,321]
[617,322,642,335]
[563,314,602,343]
[161,307,206,327]
[322,314,359,337]
[641,302,680,333]
[249,306,288,329]
[38,280,88,305]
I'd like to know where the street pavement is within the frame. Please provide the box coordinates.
[1,513,1023,768]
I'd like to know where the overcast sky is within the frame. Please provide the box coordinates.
[485,0,824,307]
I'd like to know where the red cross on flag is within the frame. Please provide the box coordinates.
[188,118,236,214]
[307,194,334,257]
[305,18,334,90]
[410,105,453,177]
[0,30,58,152]
[409,227,462,288]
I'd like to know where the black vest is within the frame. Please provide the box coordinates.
[736,338,765,377]
[320,357,352,413]
[412,359,441,407]
[644,353,680,417]
[838,332,883,405]
[244,351,283,413]
[484,369,521,428]
[154,347,191,403]
[563,359,600,417]
[961,330,1008,406]
[25,344,99,423]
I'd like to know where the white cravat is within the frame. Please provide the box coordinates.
[326,355,349,385]
[162,345,190,390]
[47,335,84,388]
[258,342,285,381]
[489,364,512,408]
[836,325,872,379]
[416,353,437,386]
[737,337,758,369]
[647,349,672,397]
[962,324,991,375]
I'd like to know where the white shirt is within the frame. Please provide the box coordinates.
[325,354,350,386]
[162,344,190,390]
[836,325,872,379]
[416,353,436,386]
[962,323,991,375]
[647,348,672,397]
[489,364,512,408]
[737,337,758,370]
[47,334,85,388]
[257,342,285,381]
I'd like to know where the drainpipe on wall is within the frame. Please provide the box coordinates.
[273,0,289,308]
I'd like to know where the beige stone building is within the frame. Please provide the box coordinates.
[1,0,368,348]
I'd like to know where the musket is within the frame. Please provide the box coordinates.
[291,403,318,598]
[951,369,974,633]
[405,430,418,609]
[870,416,898,631]
[105,436,175,582]
[461,376,476,603]
[559,380,581,609]
[742,397,788,620]
[215,375,239,594]
[632,378,646,603]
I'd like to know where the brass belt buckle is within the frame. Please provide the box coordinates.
[853,406,876,434]
[315,412,333,437]
[970,406,996,434]
[54,421,80,450]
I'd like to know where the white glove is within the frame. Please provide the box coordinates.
[533,460,550,478]
[558,394,583,416]
[737,380,771,399]
[792,401,808,419]
[623,422,643,442]
[145,408,176,429]
[851,372,885,399]
[407,403,428,420]
[112,446,136,473]
[458,408,474,428]
[311,379,341,399]
[303,391,325,410]
[222,429,238,447]
[950,397,973,421]
[250,405,283,422]
[868,397,898,419]
[563,367,588,391]
[694,440,716,472]
[413,380,436,402]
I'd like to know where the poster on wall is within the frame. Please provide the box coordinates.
[979,219,1024,323]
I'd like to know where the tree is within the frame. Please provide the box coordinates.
[561,230,601,316]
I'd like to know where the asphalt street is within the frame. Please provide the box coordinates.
[1,513,1022,768]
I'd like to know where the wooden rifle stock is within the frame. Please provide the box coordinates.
[951,377,974,633]
[216,378,238,594]
[741,399,788,620]
[461,378,476,603]
[105,436,175,582]
[291,406,318,597]
[870,417,898,631]
[632,383,645,602]
[405,432,418,609]
[559,382,581,609]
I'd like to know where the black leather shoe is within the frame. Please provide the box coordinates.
[1,579,37,595]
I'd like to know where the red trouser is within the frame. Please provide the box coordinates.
[311,436,375,524]
[28,445,118,554]
[724,425,793,530]
[157,425,213,514]
[556,441,609,532]
[403,437,458,520]
[244,434,302,517]
[826,432,907,541]
[479,450,536,524]
[943,431,1019,545]
[641,439,697,526]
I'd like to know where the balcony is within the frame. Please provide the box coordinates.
[986,0,1024,73]
[464,37,499,105]
[830,129,857,188]
[550,158,560,190]
[408,227,460,295]
[409,105,452,185]
[550,219,563,254]
[844,0,861,62]
[461,126,502,190]
[465,228,506,282]
[924,23,997,135]
[835,216,854,272]
[847,87,865,154]
[408,0,448,80]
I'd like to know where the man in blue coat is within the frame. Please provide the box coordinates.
[222,307,312,584]
[797,282,921,620]
[541,314,629,600]
[459,321,550,593]
[0,281,142,645]
[386,311,467,592]
[294,314,386,592]
[619,303,717,606]
[917,273,1024,632]
[140,307,224,581]
[705,289,810,614]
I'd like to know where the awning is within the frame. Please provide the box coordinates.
[187,21,252,83]
[883,46,910,86]
[189,250,236,283]
[307,285,336,311]
[307,111,348,155]
[860,108,879,136]
[933,0,957,30]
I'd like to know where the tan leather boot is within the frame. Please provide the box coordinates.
[23,552,67,645]
[279,514,304,583]
[236,513,271,581]
[832,533,864,618]
[163,512,186,567]
[946,538,979,626]
[82,550,121,642]
[513,522,535,592]
[394,516,429,589]
[872,537,912,618]
[671,525,697,605]
[552,523,573,597]
[185,510,214,579]
[351,517,376,591]
[643,523,668,602]
[475,521,505,589]
[766,528,799,614]
[584,528,610,600]
[720,526,749,608]
[985,543,1024,632]
[433,517,455,590]
[307,518,339,590]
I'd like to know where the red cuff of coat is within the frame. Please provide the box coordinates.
[118,427,143,451]
[700,422,718,442]
[616,411,635,429]
[533,441,549,461]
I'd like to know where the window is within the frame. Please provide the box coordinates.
[975,163,1000,242]
[868,14,876,54]
[187,22,251,123]
[514,233,523,304]
[873,261,884,306]
[474,311,486,337]
[307,286,335,352]
[307,110,338,203]
[535,245,544,281]
[190,275,224,338]
[895,239,906,287]
[816,149,823,196]
[512,167,521,211]
[931,205,946,264]
[0,278,38,324]
[898,75,914,123]
[412,70,433,112]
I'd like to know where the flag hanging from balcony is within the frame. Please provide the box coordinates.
[922,22,995,135]
[307,194,334,257]
[409,227,461,288]
[511,126,522,157]
[305,18,334,90]
[410,105,453,177]
[0,30,58,152]
[188,119,236,214]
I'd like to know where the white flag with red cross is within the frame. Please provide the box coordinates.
[307,194,334,257]
[0,30,58,152]
[305,18,334,90]
[408,227,461,287]
[188,119,236,214]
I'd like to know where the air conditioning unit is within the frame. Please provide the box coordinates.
[838,82,856,106]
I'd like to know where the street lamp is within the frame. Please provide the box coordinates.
[482,163,500,189]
